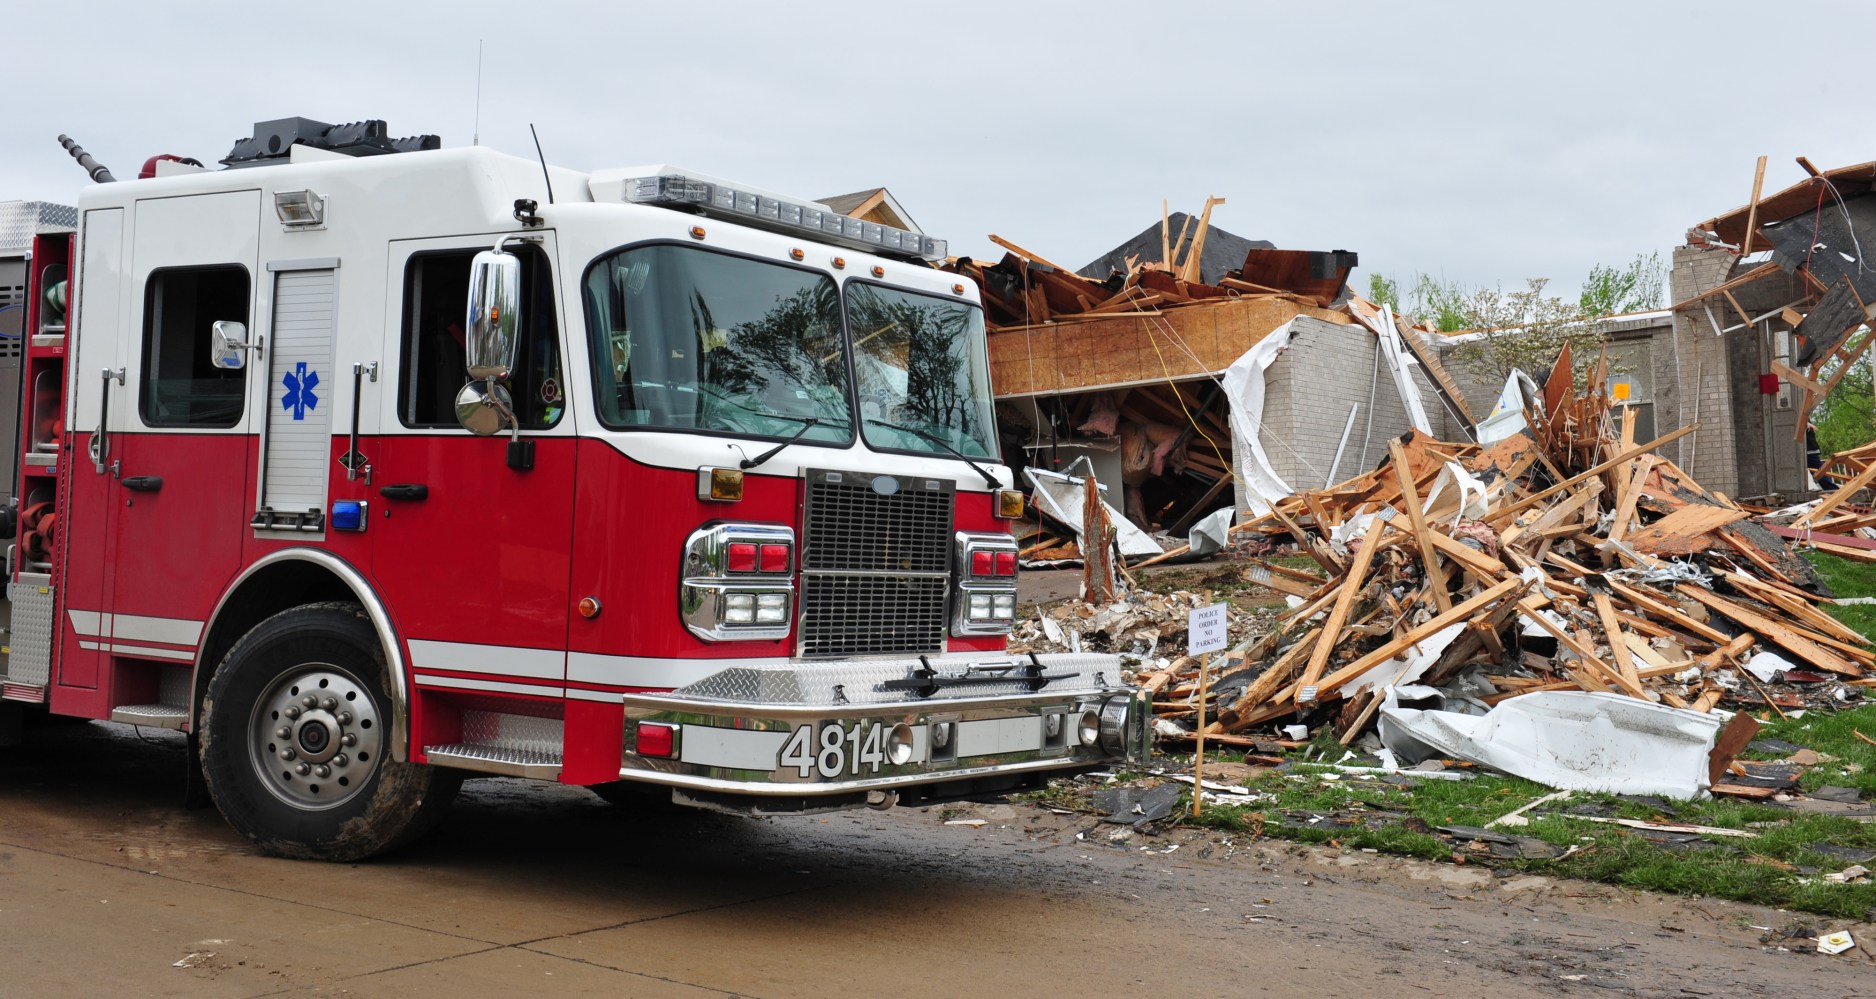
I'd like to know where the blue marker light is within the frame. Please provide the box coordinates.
[330,500,366,532]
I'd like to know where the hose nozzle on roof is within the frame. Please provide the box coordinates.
[58,134,116,183]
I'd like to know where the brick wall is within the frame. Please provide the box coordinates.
[1669,245,1742,496]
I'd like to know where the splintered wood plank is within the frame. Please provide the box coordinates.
[1795,459,1876,528]
[1390,439,1452,614]
[1486,425,1698,526]
[1309,578,1526,702]
[1676,584,1861,677]
[1594,591,1642,689]
[1741,155,1768,256]
[1294,526,1389,704]
[1623,504,1749,554]
[1516,598,1651,699]
[1607,455,1655,544]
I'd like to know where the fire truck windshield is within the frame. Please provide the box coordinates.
[582,244,996,461]
[847,282,997,460]
[584,244,854,442]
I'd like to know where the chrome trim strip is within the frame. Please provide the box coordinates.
[413,674,564,698]
[613,754,1100,798]
[192,549,412,761]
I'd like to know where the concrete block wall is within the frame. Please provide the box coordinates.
[1254,316,1436,496]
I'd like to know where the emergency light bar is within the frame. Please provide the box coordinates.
[612,172,948,263]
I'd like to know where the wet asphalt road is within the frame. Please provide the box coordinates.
[0,720,1868,997]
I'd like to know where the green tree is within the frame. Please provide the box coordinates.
[1447,278,1604,384]
[1579,252,1665,317]
[1815,330,1875,459]
[1368,273,1399,310]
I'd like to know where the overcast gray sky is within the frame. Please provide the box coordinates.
[7,1,1872,302]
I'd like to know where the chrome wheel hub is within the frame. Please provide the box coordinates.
[249,666,382,809]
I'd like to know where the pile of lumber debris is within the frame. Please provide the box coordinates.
[1141,344,1874,751]
[1773,438,1876,563]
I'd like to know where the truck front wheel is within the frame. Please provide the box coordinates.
[198,602,459,860]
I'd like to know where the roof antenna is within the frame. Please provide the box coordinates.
[529,123,554,205]
[472,40,484,146]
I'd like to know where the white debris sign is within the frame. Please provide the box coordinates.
[1188,603,1227,656]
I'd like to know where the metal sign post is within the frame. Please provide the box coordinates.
[1187,602,1227,818]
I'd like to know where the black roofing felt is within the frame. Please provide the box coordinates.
[1796,277,1864,367]
[1076,212,1274,285]
[1762,194,1876,303]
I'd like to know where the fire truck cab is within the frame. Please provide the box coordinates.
[0,118,1147,860]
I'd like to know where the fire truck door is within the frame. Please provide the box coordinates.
[372,236,576,691]
[56,206,128,692]
[108,192,259,668]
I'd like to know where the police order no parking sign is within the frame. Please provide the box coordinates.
[1188,603,1227,656]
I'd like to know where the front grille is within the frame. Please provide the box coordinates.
[799,469,955,657]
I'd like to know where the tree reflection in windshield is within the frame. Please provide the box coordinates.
[583,245,852,441]
[847,282,996,458]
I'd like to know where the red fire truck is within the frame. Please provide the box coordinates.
[0,118,1147,860]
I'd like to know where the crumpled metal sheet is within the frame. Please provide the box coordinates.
[1378,690,1726,799]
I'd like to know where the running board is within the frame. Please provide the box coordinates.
[424,744,562,780]
[424,710,564,779]
[111,703,188,729]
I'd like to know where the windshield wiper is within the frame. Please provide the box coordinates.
[865,419,1000,488]
[740,416,824,470]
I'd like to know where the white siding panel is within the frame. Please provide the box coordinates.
[263,269,337,515]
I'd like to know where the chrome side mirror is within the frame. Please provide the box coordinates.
[465,248,521,380]
[454,380,513,437]
[210,320,249,370]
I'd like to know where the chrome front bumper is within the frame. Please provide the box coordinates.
[615,653,1149,802]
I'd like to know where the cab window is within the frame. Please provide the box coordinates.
[140,265,250,428]
[398,244,563,429]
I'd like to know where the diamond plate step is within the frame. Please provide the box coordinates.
[425,743,562,780]
[110,704,188,729]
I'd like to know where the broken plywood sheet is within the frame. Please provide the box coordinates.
[988,297,1349,398]
[1623,505,1750,556]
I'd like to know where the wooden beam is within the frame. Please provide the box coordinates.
[1667,261,1781,309]
[1390,439,1452,613]
[987,234,1075,274]
[1793,458,1876,528]
[1771,359,1827,398]
[1675,584,1859,677]
[1309,578,1526,702]
[1741,155,1768,257]
[1178,196,1226,285]
[1294,525,1388,704]
[1486,424,1698,526]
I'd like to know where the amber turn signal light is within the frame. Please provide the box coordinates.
[995,489,1025,519]
[697,466,745,502]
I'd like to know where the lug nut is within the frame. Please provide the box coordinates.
[342,733,357,746]
[338,711,353,725]
[333,754,348,767]
[276,726,291,740]
[280,748,296,761]
[295,763,311,776]
[315,765,331,778]
[301,695,316,708]
[284,706,301,719]
[322,697,337,710]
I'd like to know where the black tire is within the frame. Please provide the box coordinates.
[198,602,460,860]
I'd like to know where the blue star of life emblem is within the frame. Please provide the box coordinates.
[282,362,320,421]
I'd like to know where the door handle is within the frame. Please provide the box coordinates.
[379,484,428,501]
[122,476,163,493]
